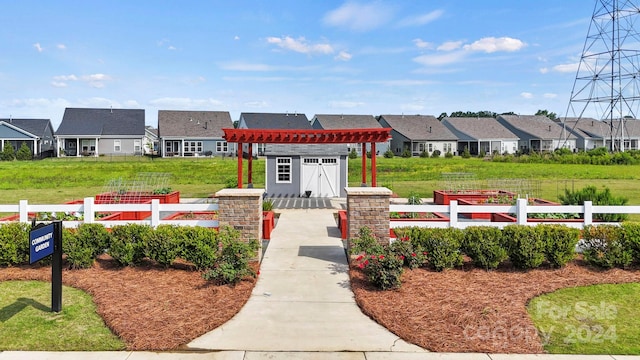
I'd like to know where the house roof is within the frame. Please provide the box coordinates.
[311,114,381,129]
[559,117,607,139]
[56,108,145,136]
[378,114,457,141]
[441,117,519,141]
[157,110,232,138]
[497,115,577,140]
[0,118,50,137]
[240,112,311,129]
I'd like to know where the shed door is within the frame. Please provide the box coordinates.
[301,158,339,197]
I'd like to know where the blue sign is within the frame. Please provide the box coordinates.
[30,223,55,264]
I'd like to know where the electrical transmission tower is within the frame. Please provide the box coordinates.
[564,0,640,151]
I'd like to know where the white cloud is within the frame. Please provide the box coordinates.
[374,79,436,86]
[51,81,68,88]
[413,39,432,49]
[437,41,463,51]
[553,62,579,73]
[234,36,240,40]
[51,73,112,88]
[413,51,466,66]
[543,93,557,99]
[123,100,141,108]
[266,36,334,55]
[463,37,526,53]
[323,2,393,31]
[33,43,43,52]
[148,97,223,109]
[220,62,274,71]
[329,100,364,108]
[53,75,79,81]
[243,100,269,108]
[520,92,534,99]
[399,9,444,27]
[539,67,549,74]
[168,46,177,51]
[57,44,66,50]
[334,51,352,61]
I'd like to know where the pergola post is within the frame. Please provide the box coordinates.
[237,142,243,189]
[248,143,253,188]
[371,142,377,187]
[361,143,367,186]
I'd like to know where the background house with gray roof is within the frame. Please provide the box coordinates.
[496,115,577,153]
[158,110,234,157]
[311,114,389,155]
[0,118,55,158]
[238,112,311,156]
[558,117,605,151]
[55,108,145,157]
[441,117,519,155]
[378,114,458,156]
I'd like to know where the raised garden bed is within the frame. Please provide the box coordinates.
[163,211,218,220]
[95,191,180,204]
[458,197,560,220]
[434,189,516,205]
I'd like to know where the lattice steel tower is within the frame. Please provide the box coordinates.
[564,0,640,151]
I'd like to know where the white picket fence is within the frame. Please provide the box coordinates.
[390,199,640,229]
[0,198,219,228]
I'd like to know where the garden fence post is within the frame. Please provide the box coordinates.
[151,199,160,228]
[584,201,593,226]
[19,200,28,223]
[517,198,527,225]
[449,200,458,228]
[84,197,95,224]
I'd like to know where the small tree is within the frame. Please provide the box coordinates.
[383,149,394,158]
[401,149,412,158]
[461,147,471,159]
[1,142,15,161]
[15,142,32,161]
[349,148,358,159]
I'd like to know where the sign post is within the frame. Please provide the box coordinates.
[29,220,63,312]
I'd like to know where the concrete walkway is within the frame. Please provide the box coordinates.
[187,208,424,352]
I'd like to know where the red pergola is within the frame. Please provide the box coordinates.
[222,128,392,189]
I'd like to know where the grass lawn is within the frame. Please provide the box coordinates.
[0,280,125,351]
[528,283,640,354]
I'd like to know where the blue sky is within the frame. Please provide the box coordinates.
[1,1,596,127]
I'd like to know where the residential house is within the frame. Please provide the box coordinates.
[557,117,605,151]
[157,110,234,157]
[55,108,145,157]
[238,112,348,198]
[441,117,519,155]
[496,115,577,153]
[0,118,56,158]
[238,112,311,156]
[144,126,159,155]
[378,114,458,156]
[311,114,390,155]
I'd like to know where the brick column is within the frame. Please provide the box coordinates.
[215,188,264,260]
[345,187,392,252]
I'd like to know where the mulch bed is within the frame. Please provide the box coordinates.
[351,259,640,353]
[0,255,256,351]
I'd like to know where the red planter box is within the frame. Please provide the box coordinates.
[433,190,516,205]
[263,211,275,240]
[95,191,180,204]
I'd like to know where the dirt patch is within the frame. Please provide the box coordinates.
[351,259,640,353]
[0,255,256,351]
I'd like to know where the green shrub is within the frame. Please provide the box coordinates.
[419,150,428,158]
[1,142,15,161]
[582,225,632,269]
[431,149,441,158]
[225,178,237,188]
[349,148,358,159]
[354,249,404,290]
[501,225,545,269]
[179,226,219,270]
[16,142,32,161]
[621,222,640,263]
[383,149,394,158]
[262,199,274,211]
[410,228,463,271]
[109,224,152,266]
[444,151,453,158]
[349,227,383,255]
[144,225,181,267]
[401,149,412,158]
[558,185,628,222]
[0,222,30,266]
[407,191,422,205]
[203,227,258,284]
[539,224,579,268]
[461,147,471,159]
[389,237,427,269]
[462,226,507,270]
[63,228,95,269]
[76,223,110,257]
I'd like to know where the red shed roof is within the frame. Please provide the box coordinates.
[222,128,391,144]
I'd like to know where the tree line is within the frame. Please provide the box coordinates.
[437,109,557,120]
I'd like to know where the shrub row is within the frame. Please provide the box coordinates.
[491,148,640,165]
[0,222,258,284]
[353,223,640,290]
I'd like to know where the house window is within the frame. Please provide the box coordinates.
[444,143,452,153]
[134,140,141,153]
[81,139,96,153]
[114,140,121,152]
[185,141,203,155]
[304,158,319,164]
[216,141,228,153]
[428,143,433,152]
[276,158,291,183]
